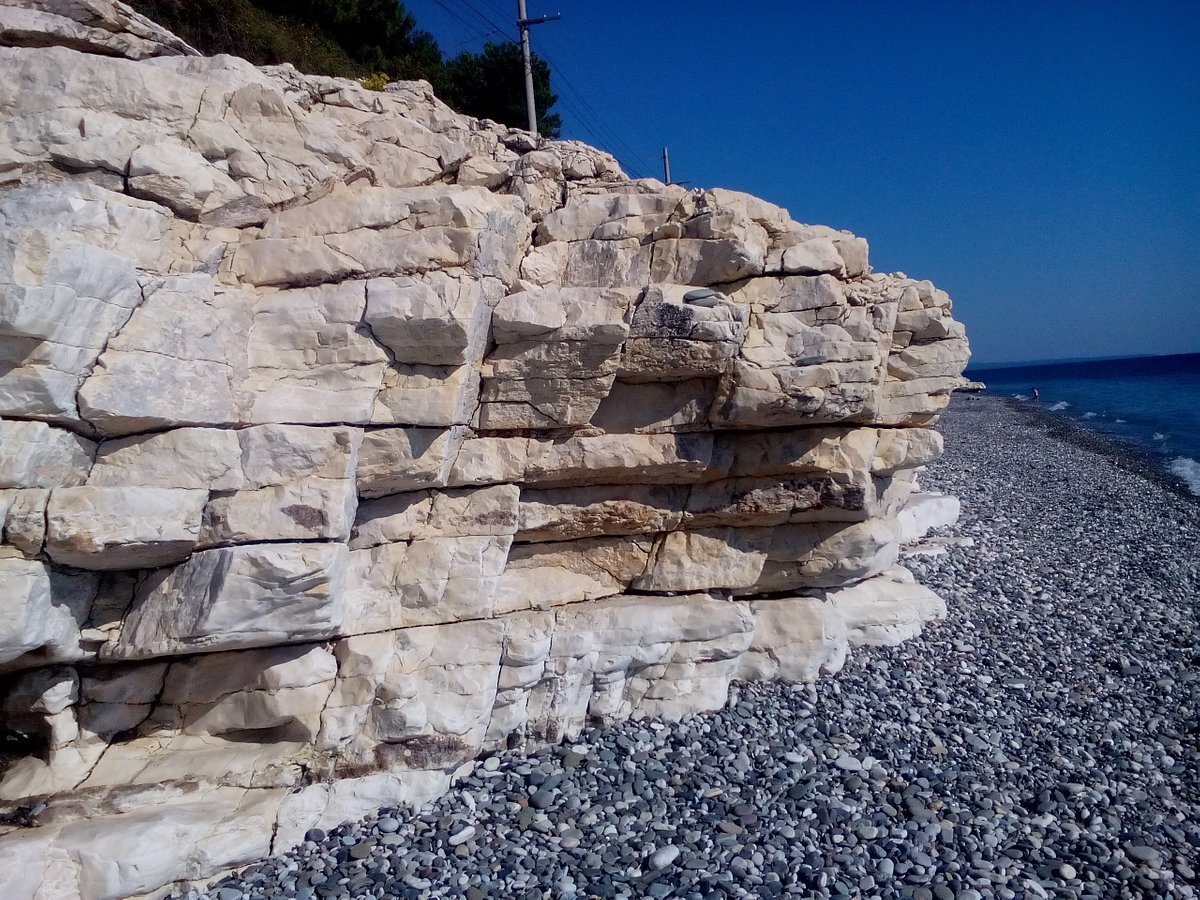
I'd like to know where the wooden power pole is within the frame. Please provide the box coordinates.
[517,1,560,135]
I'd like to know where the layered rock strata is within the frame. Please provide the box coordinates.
[0,4,969,898]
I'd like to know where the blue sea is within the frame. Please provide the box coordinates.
[966,352,1200,496]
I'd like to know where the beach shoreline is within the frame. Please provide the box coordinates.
[184,394,1200,900]
[967,392,1200,505]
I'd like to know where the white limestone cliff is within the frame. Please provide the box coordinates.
[0,3,970,897]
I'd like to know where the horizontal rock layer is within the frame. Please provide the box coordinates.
[0,4,969,899]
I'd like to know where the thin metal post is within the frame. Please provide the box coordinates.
[517,0,537,134]
[662,147,672,185]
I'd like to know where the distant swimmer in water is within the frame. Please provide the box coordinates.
[1032,387,1040,402]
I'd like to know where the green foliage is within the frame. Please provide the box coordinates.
[359,72,391,91]
[440,42,561,139]
[127,0,363,76]
[127,1,560,137]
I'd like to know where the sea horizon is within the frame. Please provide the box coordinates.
[966,349,1200,371]
[963,351,1200,496]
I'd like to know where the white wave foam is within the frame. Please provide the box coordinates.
[1012,393,1028,400]
[1153,432,1169,442]
[1169,457,1200,496]
[1047,401,1070,411]
[1115,419,1126,423]
[1082,411,1097,419]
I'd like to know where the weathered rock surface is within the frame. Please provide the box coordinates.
[0,4,969,898]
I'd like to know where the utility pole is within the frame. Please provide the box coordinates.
[517,1,560,135]
[662,147,672,185]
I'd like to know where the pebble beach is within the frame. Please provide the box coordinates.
[189,394,1200,900]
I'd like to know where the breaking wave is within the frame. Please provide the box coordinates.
[1082,411,1097,419]
[1047,401,1070,411]
[1169,457,1200,496]
[1013,393,1028,400]
[1153,432,1169,442]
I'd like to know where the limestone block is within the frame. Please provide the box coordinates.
[541,594,755,729]
[359,115,468,187]
[739,597,849,682]
[349,492,432,549]
[10,789,285,900]
[493,536,653,615]
[634,518,899,594]
[0,558,96,671]
[235,185,528,287]
[243,282,387,425]
[88,427,243,489]
[711,357,881,429]
[456,155,509,188]
[751,517,899,591]
[649,238,764,286]
[619,285,748,383]
[344,535,512,633]
[519,240,568,286]
[81,662,168,705]
[201,479,358,546]
[897,491,962,543]
[523,431,713,487]
[828,566,947,646]
[164,645,338,739]
[871,428,943,475]
[447,435,529,487]
[730,274,845,313]
[78,274,252,435]
[0,0,199,59]
[107,543,349,659]
[562,239,652,288]
[479,286,633,429]
[536,192,685,244]
[198,425,362,545]
[353,484,519,548]
[684,474,870,528]
[364,271,489,366]
[371,361,480,427]
[776,238,845,276]
[888,337,971,381]
[591,378,718,434]
[877,376,957,426]
[0,419,95,488]
[88,425,362,547]
[709,427,878,482]
[2,487,49,556]
[45,486,207,569]
[508,149,565,221]
[357,426,465,497]
[833,236,870,278]
[517,484,686,541]
[127,140,244,219]
[0,186,148,424]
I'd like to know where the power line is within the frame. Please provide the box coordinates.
[432,1,658,180]
[539,52,658,179]
[451,0,513,39]
[429,0,495,41]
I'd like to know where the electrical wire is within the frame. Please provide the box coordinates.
[435,0,659,179]
[540,52,658,179]
[429,0,505,44]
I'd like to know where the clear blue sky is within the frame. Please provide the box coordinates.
[406,0,1200,365]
